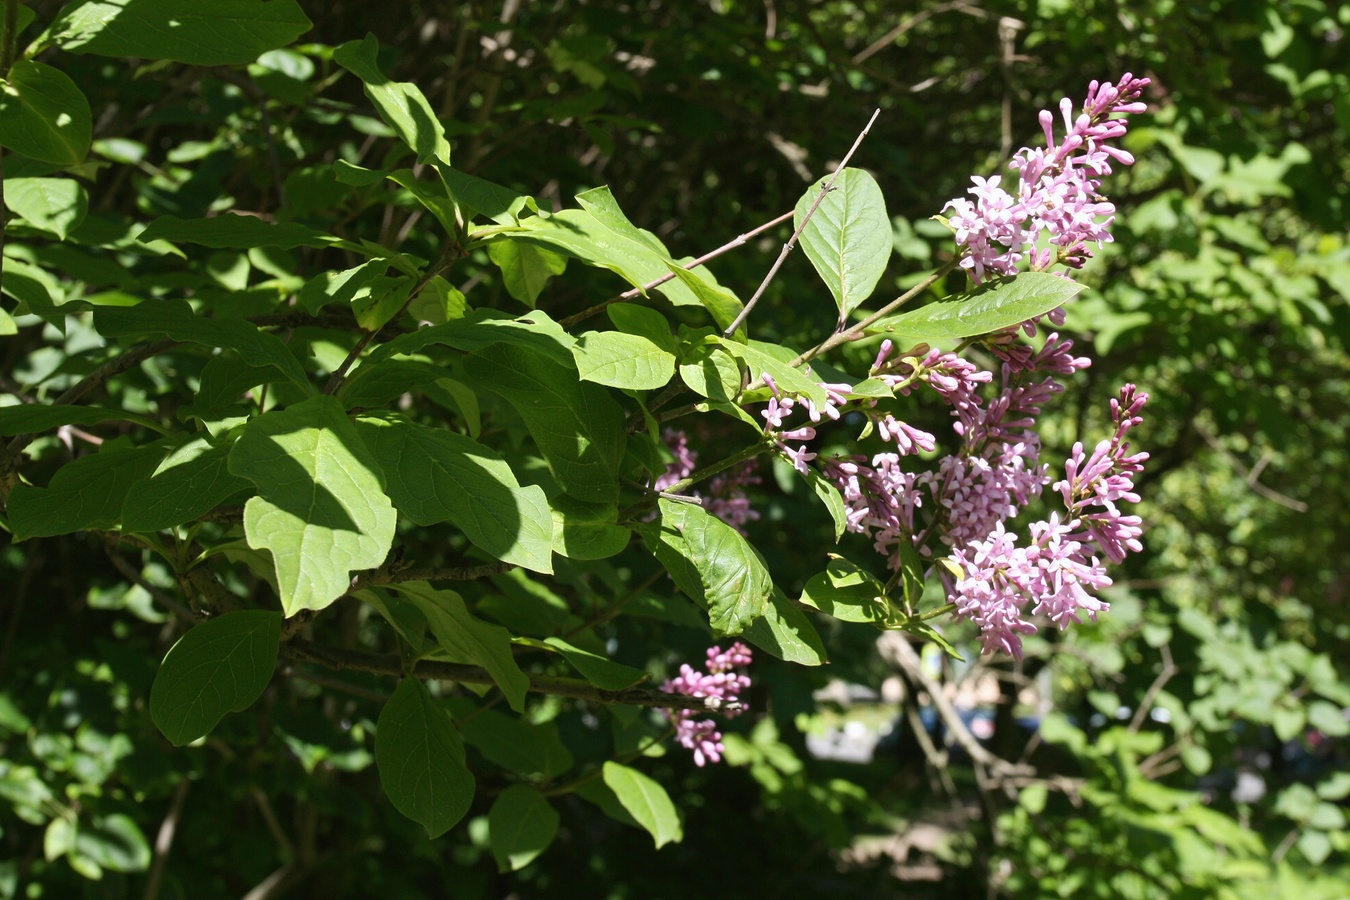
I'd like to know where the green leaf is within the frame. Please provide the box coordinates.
[725,339,830,408]
[572,330,676,390]
[334,34,451,165]
[867,272,1086,344]
[456,707,573,778]
[488,240,568,307]
[339,359,445,409]
[601,762,682,848]
[376,678,475,839]
[94,299,312,392]
[227,396,397,616]
[798,464,847,541]
[678,333,745,404]
[439,166,533,225]
[795,168,890,315]
[489,785,560,872]
[463,344,626,504]
[3,178,88,239]
[740,588,828,666]
[391,582,530,713]
[662,266,747,340]
[0,404,163,436]
[298,260,396,315]
[121,436,251,533]
[138,214,333,250]
[0,257,63,321]
[71,814,151,874]
[799,556,889,623]
[149,610,282,745]
[0,60,92,166]
[45,0,311,66]
[355,414,553,574]
[8,446,165,540]
[540,636,646,690]
[607,303,677,353]
[369,308,574,368]
[386,169,460,237]
[642,498,772,636]
[550,496,631,560]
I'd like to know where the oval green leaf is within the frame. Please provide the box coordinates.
[795,167,891,315]
[0,61,92,166]
[149,610,282,746]
[489,785,560,872]
[228,396,397,616]
[868,271,1086,344]
[376,678,475,839]
[602,762,682,848]
[3,178,88,239]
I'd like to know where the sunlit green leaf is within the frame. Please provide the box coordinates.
[642,498,772,636]
[334,34,451,165]
[45,0,312,66]
[228,396,397,616]
[572,330,676,390]
[355,414,553,573]
[121,436,251,533]
[3,178,88,239]
[795,167,890,315]
[602,762,682,848]
[867,272,1086,344]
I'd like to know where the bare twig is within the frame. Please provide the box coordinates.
[851,1,988,66]
[888,635,1032,778]
[1129,643,1177,732]
[1195,423,1308,512]
[558,210,795,329]
[791,258,958,368]
[142,779,190,900]
[723,108,881,337]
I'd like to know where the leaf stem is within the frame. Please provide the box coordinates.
[0,0,20,76]
[790,257,959,367]
[723,108,881,337]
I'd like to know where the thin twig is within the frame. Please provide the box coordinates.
[558,210,796,329]
[351,560,517,591]
[142,779,190,900]
[281,639,738,713]
[3,340,181,461]
[724,109,882,337]
[1195,423,1307,512]
[1128,643,1176,732]
[322,251,459,396]
[104,544,197,623]
[790,258,958,367]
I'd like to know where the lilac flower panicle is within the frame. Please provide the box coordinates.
[660,643,753,766]
[656,429,761,533]
[943,73,1150,283]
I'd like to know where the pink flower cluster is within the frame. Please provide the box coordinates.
[946,385,1149,656]
[814,330,1146,656]
[655,429,761,532]
[944,74,1150,282]
[661,643,753,766]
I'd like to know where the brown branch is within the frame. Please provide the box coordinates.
[1129,643,1177,733]
[142,779,190,900]
[281,639,739,713]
